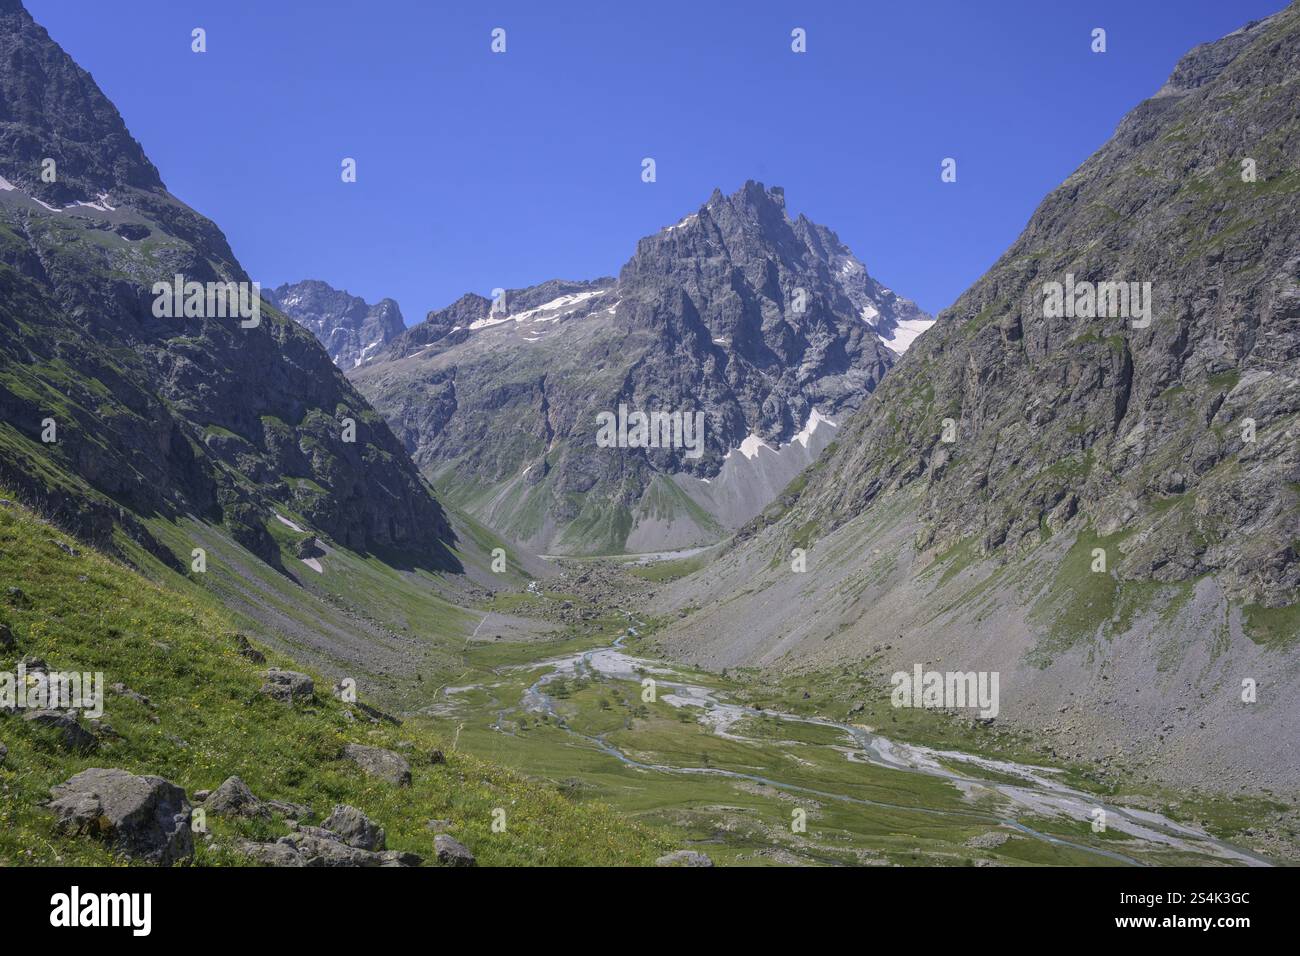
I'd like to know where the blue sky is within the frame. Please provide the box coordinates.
[27,0,1285,321]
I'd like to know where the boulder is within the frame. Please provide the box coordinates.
[260,669,314,703]
[434,834,477,867]
[0,621,14,650]
[47,768,193,864]
[235,839,304,867]
[266,800,313,821]
[205,775,269,819]
[655,850,714,867]
[323,804,385,851]
[341,743,411,786]
[276,829,421,867]
[24,709,97,752]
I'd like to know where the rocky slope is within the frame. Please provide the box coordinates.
[0,0,451,567]
[352,182,931,554]
[267,279,406,369]
[657,7,1300,792]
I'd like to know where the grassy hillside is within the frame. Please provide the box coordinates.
[0,492,669,866]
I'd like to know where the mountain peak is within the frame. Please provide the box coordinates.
[268,280,407,369]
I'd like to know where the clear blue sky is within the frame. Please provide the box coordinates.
[26,0,1285,321]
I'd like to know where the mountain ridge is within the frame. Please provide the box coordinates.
[351,180,932,554]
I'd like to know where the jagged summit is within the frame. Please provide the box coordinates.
[352,181,932,554]
[268,280,407,369]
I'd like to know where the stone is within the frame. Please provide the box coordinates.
[47,768,193,864]
[205,775,269,819]
[233,633,266,665]
[260,669,313,703]
[24,709,97,752]
[341,743,411,786]
[323,804,385,851]
[434,834,476,867]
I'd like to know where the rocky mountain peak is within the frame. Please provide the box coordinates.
[268,280,407,369]
[352,181,931,553]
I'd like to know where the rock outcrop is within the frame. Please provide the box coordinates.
[47,768,193,864]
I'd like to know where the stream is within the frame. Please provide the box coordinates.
[464,621,1269,867]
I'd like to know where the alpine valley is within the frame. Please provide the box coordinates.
[0,0,1296,872]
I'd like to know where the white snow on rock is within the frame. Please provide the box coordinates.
[468,289,607,331]
[664,213,697,232]
[301,557,323,574]
[859,302,880,322]
[792,407,837,448]
[0,176,15,191]
[353,338,384,367]
[880,317,935,353]
[725,434,774,461]
[724,407,838,460]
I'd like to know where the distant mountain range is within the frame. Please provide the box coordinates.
[340,181,932,554]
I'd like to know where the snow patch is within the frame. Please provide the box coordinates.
[792,407,837,448]
[731,434,774,461]
[301,557,323,574]
[880,317,935,353]
[469,288,607,330]
[274,513,305,533]
[0,176,15,192]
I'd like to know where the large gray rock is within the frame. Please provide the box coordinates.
[341,743,411,786]
[24,709,97,752]
[47,768,193,864]
[323,804,385,851]
[235,839,304,867]
[205,775,269,819]
[267,829,421,867]
[434,834,477,867]
[260,669,314,703]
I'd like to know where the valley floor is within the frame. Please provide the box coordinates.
[414,560,1298,867]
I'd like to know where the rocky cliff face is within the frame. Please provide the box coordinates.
[656,7,1300,792]
[353,182,930,554]
[790,7,1300,609]
[0,0,451,564]
[267,280,406,370]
